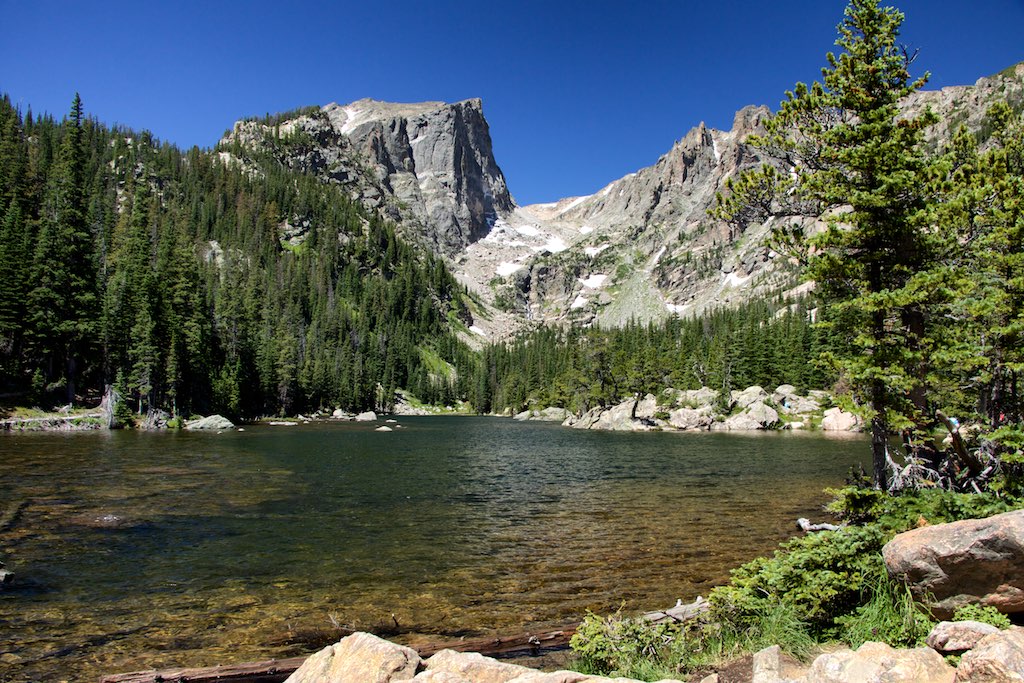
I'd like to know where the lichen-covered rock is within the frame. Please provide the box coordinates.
[803,641,954,683]
[184,414,234,431]
[955,627,1024,682]
[927,620,1003,654]
[285,632,420,683]
[883,510,1024,619]
[411,671,471,682]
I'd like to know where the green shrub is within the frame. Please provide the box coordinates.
[827,486,1021,532]
[569,610,679,677]
[953,604,1012,629]
[710,524,888,636]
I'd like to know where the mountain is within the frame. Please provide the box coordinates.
[221,63,1024,341]
[220,98,512,256]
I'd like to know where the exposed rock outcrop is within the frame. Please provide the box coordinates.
[712,401,779,431]
[222,98,513,257]
[562,384,824,433]
[883,510,1024,619]
[514,407,570,422]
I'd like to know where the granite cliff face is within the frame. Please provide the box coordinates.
[221,98,513,255]
[220,62,1024,340]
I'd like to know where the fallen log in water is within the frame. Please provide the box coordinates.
[98,656,308,683]
[99,627,577,683]
[100,597,708,683]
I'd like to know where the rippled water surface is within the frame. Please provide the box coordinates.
[0,417,866,681]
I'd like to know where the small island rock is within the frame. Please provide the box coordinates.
[185,414,235,431]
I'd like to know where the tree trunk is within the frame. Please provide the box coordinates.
[871,377,889,491]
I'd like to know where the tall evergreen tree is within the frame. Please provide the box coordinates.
[715,0,941,490]
[26,93,98,403]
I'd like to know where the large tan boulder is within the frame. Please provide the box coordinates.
[423,650,533,682]
[803,641,954,683]
[412,673,471,682]
[883,510,1024,619]
[955,627,1024,682]
[506,674,673,683]
[927,620,1004,654]
[285,632,421,683]
[820,407,860,432]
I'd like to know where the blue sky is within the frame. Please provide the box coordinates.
[2,1,1022,205]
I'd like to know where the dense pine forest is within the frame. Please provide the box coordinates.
[0,94,475,417]
[473,300,832,415]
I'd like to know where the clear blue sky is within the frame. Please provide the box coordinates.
[2,1,1022,205]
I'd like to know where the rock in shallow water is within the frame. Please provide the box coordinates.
[184,414,235,430]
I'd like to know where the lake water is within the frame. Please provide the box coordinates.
[0,417,866,682]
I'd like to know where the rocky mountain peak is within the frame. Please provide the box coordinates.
[221,96,513,256]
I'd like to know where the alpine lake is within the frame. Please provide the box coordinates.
[0,417,867,682]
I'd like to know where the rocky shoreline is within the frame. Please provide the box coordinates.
[514,384,861,434]
[1,383,860,434]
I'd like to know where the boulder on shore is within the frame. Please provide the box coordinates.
[954,627,1024,682]
[730,385,769,410]
[184,414,234,431]
[712,400,780,431]
[668,406,714,430]
[803,641,954,683]
[927,620,1003,654]
[354,411,378,422]
[883,509,1024,619]
[285,632,420,683]
[820,407,861,431]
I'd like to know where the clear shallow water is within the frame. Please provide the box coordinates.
[0,417,866,682]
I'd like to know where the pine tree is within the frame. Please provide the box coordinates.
[715,0,940,489]
[26,93,98,403]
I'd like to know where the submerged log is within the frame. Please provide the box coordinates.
[99,626,578,683]
[98,656,307,683]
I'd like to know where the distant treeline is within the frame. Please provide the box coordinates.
[472,299,834,415]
